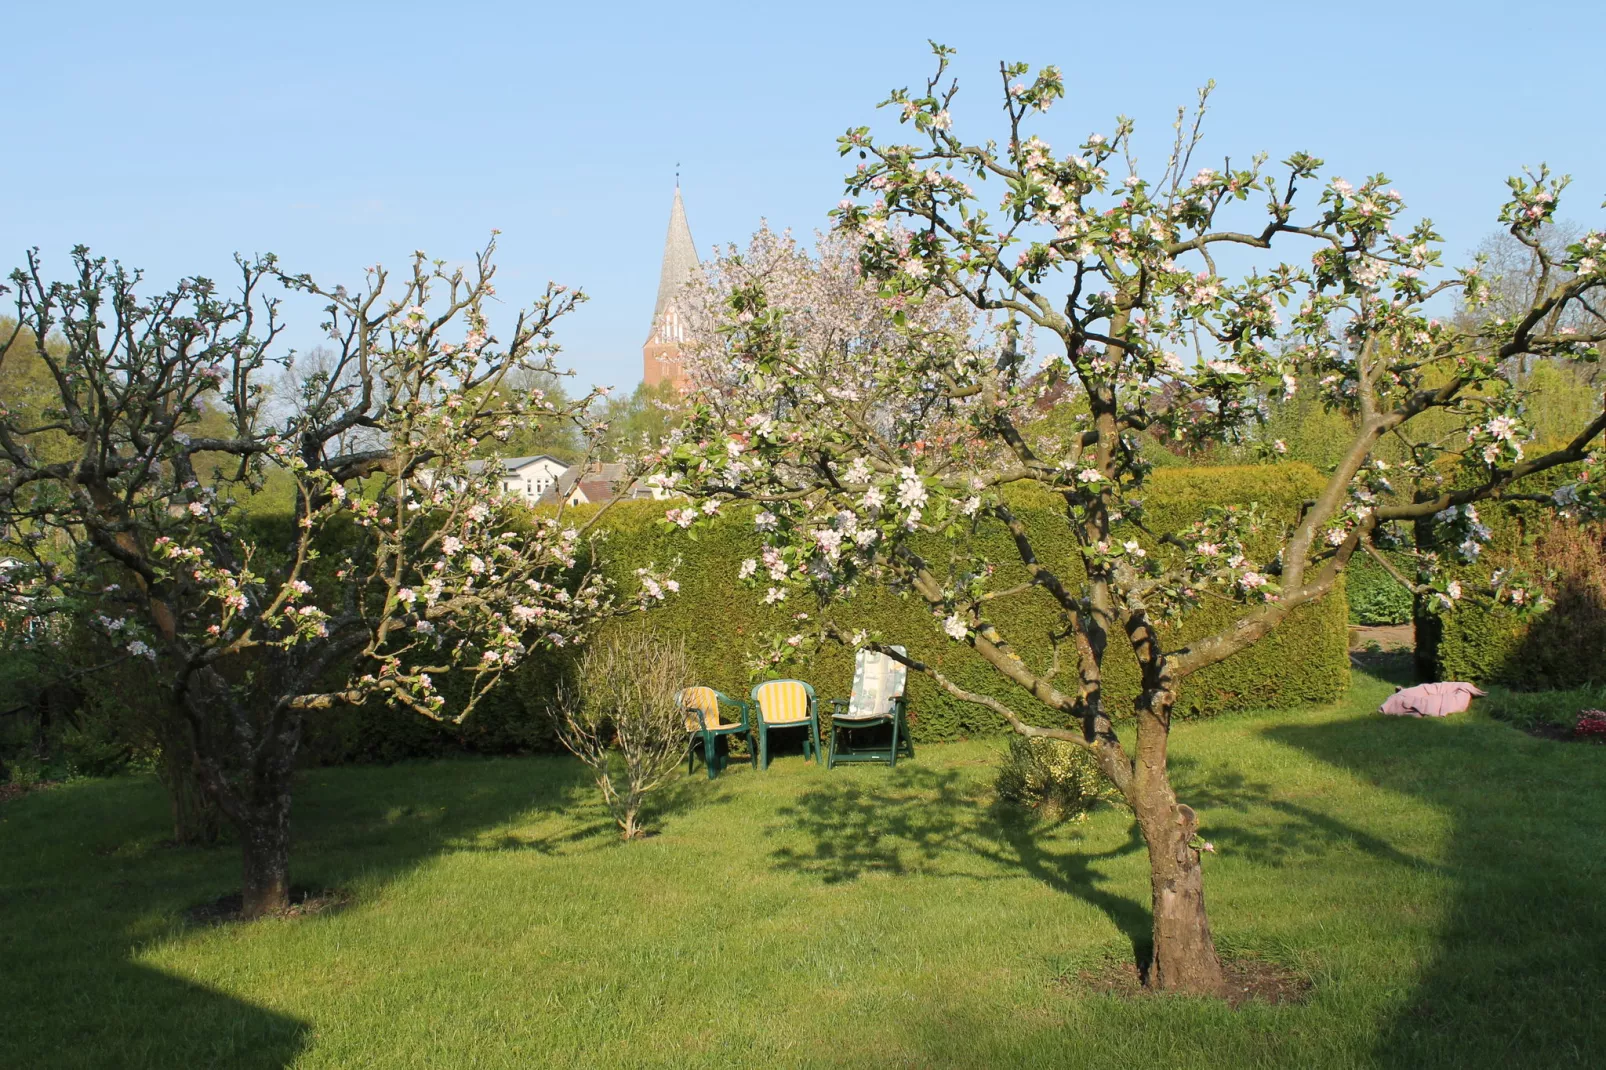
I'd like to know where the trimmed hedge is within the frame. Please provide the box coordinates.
[514,464,1350,744]
[1426,467,1606,688]
[1346,551,1414,625]
[296,463,1351,760]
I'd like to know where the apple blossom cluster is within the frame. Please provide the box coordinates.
[1431,504,1494,564]
[1552,452,1606,520]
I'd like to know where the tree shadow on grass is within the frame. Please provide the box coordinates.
[0,752,719,1068]
[1170,757,1441,875]
[765,763,1153,964]
[1268,713,1606,1068]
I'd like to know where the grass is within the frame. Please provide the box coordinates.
[1481,683,1606,737]
[3,659,1604,1069]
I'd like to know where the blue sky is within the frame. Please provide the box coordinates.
[5,1,1603,392]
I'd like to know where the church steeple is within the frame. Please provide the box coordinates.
[643,185,700,389]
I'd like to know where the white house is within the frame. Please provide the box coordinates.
[464,455,571,504]
[419,456,677,508]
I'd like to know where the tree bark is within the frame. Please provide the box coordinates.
[238,797,292,918]
[1130,698,1227,996]
[158,726,221,845]
[180,673,302,918]
[1136,797,1225,994]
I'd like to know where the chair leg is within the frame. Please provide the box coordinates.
[703,732,717,780]
[759,724,769,771]
[810,719,823,766]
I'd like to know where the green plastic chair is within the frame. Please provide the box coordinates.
[828,646,914,768]
[679,687,755,779]
[749,679,821,770]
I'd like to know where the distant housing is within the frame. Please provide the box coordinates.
[457,456,667,507]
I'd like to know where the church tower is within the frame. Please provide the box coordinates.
[642,185,700,390]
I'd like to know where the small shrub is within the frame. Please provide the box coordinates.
[551,632,693,840]
[6,755,43,791]
[995,736,1123,821]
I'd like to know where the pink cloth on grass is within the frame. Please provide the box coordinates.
[1378,682,1487,717]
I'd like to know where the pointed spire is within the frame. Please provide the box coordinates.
[650,186,699,328]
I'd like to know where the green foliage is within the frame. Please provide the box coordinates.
[994,736,1123,820]
[535,464,1349,744]
[1346,552,1414,625]
[4,754,43,789]
[1428,468,1606,688]
[598,380,683,458]
[301,652,558,765]
[1481,683,1606,735]
[60,719,134,779]
[476,369,587,464]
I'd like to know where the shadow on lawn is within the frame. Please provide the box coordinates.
[0,753,681,1069]
[766,764,1154,964]
[1270,711,1606,1068]
[1171,757,1441,875]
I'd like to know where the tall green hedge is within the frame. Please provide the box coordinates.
[1346,551,1414,625]
[297,463,1350,761]
[515,464,1349,743]
[1424,465,1606,688]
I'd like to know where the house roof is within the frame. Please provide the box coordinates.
[466,455,569,477]
[535,467,588,505]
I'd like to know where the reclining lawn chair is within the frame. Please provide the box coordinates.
[749,679,821,770]
[678,687,755,780]
[827,646,913,769]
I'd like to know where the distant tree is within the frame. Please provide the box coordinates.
[1460,222,1605,355]
[478,367,587,464]
[598,379,684,459]
[0,241,669,916]
[664,45,1606,995]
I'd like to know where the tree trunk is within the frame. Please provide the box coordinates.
[180,675,301,919]
[1130,700,1227,996]
[158,728,221,845]
[1137,798,1226,994]
[239,800,292,918]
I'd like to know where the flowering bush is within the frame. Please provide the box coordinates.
[1576,710,1606,742]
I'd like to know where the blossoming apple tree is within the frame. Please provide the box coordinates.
[0,241,668,916]
[662,46,1606,994]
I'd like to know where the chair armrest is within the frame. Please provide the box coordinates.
[830,698,849,712]
[719,697,754,729]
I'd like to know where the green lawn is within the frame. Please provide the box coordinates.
[3,660,1604,1069]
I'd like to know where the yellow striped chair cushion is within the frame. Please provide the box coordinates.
[678,687,727,731]
[753,680,811,724]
